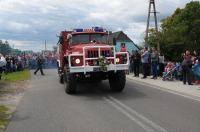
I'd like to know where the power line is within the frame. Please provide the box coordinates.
[145,0,160,53]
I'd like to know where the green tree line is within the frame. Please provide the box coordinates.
[147,1,200,61]
[0,40,12,55]
[0,40,22,56]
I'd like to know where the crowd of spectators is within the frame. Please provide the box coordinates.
[129,48,200,85]
[28,54,57,70]
[0,53,57,80]
[0,54,26,80]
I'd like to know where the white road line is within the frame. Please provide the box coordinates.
[103,97,156,132]
[127,78,200,102]
[104,96,168,132]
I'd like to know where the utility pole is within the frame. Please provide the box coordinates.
[45,40,47,51]
[145,0,160,53]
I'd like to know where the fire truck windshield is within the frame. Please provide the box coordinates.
[70,34,108,44]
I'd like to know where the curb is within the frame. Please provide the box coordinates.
[126,75,200,102]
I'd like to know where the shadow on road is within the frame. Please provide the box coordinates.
[73,80,147,101]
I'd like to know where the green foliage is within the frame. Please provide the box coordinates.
[97,56,108,72]
[0,40,12,56]
[146,28,159,48]
[0,40,23,56]
[0,105,9,130]
[146,1,200,61]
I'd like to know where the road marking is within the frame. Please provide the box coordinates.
[127,78,200,102]
[103,96,168,132]
[103,97,155,132]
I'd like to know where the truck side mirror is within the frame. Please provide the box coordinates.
[67,34,72,40]
[66,34,72,43]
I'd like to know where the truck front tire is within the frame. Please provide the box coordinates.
[64,73,77,94]
[108,71,126,92]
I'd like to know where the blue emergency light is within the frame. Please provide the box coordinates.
[92,27,104,32]
[73,27,104,32]
[74,29,83,32]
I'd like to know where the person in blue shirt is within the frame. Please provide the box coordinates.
[193,60,199,85]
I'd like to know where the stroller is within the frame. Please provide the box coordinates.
[162,66,177,81]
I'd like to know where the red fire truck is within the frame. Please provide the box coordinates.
[57,27,129,94]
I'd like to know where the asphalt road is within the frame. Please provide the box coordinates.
[6,69,200,132]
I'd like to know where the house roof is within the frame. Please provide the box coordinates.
[111,31,140,49]
[111,31,132,42]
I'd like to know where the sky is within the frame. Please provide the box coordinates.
[0,0,192,51]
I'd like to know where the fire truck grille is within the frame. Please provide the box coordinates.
[87,50,98,58]
[87,50,111,58]
[101,50,110,57]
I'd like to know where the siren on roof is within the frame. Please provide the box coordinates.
[73,27,105,33]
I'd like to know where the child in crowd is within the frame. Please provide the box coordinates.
[164,62,173,73]
[163,62,174,81]
[174,62,182,80]
[193,60,199,85]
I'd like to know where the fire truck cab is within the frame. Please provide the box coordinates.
[57,27,129,94]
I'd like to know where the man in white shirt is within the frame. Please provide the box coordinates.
[0,53,6,80]
[141,47,150,79]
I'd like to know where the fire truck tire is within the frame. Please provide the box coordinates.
[109,71,126,92]
[59,74,64,84]
[65,73,77,94]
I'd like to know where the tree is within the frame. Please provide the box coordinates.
[146,1,200,61]
[0,40,12,55]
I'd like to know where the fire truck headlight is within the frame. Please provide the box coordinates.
[116,58,120,63]
[75,58,81,64]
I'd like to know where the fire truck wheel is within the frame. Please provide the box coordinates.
[65,73,77,94]
[109,71,126,92]
[59,74,64,84]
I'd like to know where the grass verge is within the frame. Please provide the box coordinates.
[1,69,30,82]
[0,105,10,131]
[0,70,30,131]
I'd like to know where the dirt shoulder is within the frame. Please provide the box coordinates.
[0,79,30,132]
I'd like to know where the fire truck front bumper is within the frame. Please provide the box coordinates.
[69,64,129,74]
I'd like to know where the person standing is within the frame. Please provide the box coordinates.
[181,50,192,85]
[130,50,134,73]
[5,55,11,73]
[193,60,199,85]
[158,52,165,77]
[34,56,44,75]
[151,47,159,79]
[0,54,6,80]
[132,50,141,77]
[120,43,126,52]
[141,47,149,79]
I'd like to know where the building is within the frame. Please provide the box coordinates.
[111,31,139,54]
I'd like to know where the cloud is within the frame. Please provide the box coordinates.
[0,0,191,51]
[6,21,31,32]
[1,39,55,51]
